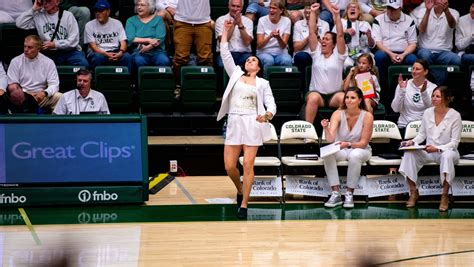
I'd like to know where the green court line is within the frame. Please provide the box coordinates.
[18,208,42,245]
[0,203,472,226]
[375,250,474,266]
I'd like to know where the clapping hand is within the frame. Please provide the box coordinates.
[398,73,407,89]
[310,3,320,12]
[420,80,428,92]
[271,29,280,39]
[425,0,434,10]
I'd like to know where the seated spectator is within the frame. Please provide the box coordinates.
[0,0,32,23]
[334,0,375,67]
[245,0,270,24]
[358,0,386,23]
[53,69,110,115]
[172,0,212,81]
[0,35,61,114]
[293,4,330,78]
[321,0,348,28]
[343,53,381,113]
[372,0,417,89]
[59,0,91,46]
[16,0,89,68]
[126,0,170,74]
[85,0,132,71]
[391,59,436,132]
[256,0,292,68]
[320,87,374,209]
[305,3,347,125]
[399,86,461,212]
[413,0,460,67]
[455,1,474,65]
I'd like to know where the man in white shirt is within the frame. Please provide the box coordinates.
[16,0,89,68]
[1,35,61,113]
[413,0,460,66]
[54,69,110,115]
[372,0,417,89]
[455,2,474,65]
[85,0,132,71]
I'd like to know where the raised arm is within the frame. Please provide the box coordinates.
[220,20,238,76]
[330,5,346,55]
[322,110,341,143]
[308,2,320,52]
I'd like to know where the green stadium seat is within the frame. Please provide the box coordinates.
[386,65,412,114]
[264,66,302,113]
[94,66,134,113]
[138,66,176,113]
[57,66,86,93]
[210,0,229,21]
[180,66,217,113]
[0,23,37,64]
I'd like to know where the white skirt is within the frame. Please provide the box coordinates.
[225,114,263,146]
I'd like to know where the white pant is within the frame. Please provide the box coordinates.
[323,148,371,189]
[399,150,459,186]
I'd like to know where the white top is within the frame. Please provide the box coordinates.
[412,7,459,51]
[293,18,330,54]
[174,0,210,24]
[0,62,7,91]
[324,0,349,10]
[156,0,178,11]
[455,13,474,53]
[309,46,347,94]
[215,13,253,53]
[229,80,257,114]
[256,15,291,55]
[372,12,417,52]
[413,107,461,152]
[16,8,81,51]
[85,18,127,52]
[332,19,373,53]
[391,79,436,128]
[6,53,59,96]
[0,0,31,20]
[53,89,110,115]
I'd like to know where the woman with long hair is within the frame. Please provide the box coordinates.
[217,20,276,219]
[321,87,374,209]
[399,86,462,212]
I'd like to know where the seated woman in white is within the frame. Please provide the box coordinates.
[321,87,373,209]
[399,86,462,212]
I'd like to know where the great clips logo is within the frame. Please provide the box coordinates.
[10,141,136,163]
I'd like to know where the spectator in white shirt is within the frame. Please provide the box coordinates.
[455,2,474,65]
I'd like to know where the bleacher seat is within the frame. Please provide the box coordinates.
[280,120,323,167]
[180,66,217,113]
[386,65,412,115]
[0,23,37,64]
[404,120,421,140]
[458,120,474,166]
[368,120,403,166]
[210,0,229,21]
[264,66,302,113]
[57,66,86,93]
[94,66,133,113]
[239,123,281,167]
[138,66,176,113]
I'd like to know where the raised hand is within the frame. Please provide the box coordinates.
[398,73,407,89]
[223,19,233,31]
[425,0,434,10]
[420,80,428,92]
[310,3,320,12]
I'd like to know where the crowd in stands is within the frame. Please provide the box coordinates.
[0,0,472,116]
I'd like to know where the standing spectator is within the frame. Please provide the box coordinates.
[320,87,374,209]
[217,20,276,219]
[304,3,347,125]
[16,0,89,68]
[53,69,110,115]
[372,0,417,89]
[0,0,32,23]
[414,0,460,67]
[455,1,474,65]
[126,0,170,74]
[391,59,436,131]
[0,35,61,113]
[293,4,330,78]
[85,0,132,71]
[399,86,461,211]
[173,0,213,82]
[256,0,292,68]
[245,0,270,24]
[334,1,375,67]
[59,0,91,46]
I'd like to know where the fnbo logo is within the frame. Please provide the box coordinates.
[0,193,27,204]
[78,190,119,203]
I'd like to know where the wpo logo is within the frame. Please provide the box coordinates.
[78,190,118,203]
[0,193,27,204]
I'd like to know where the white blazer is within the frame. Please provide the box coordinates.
[217,42,277,140]
[413,107,462,152]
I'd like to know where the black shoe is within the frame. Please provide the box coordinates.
[236,193,243,207]
[237,207,247,219]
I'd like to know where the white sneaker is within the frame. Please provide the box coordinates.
[343,191,354,208]
[325,191,343,208]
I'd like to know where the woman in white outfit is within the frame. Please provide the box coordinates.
[217,20,276,219]
[399,86,462,212]
[321,87,374,209]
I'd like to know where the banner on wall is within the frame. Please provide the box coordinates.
[452,177,474,196]
[366,174,409,197]
[418,176,443,196]
[285,176,330,197]
[248,176,282,197]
